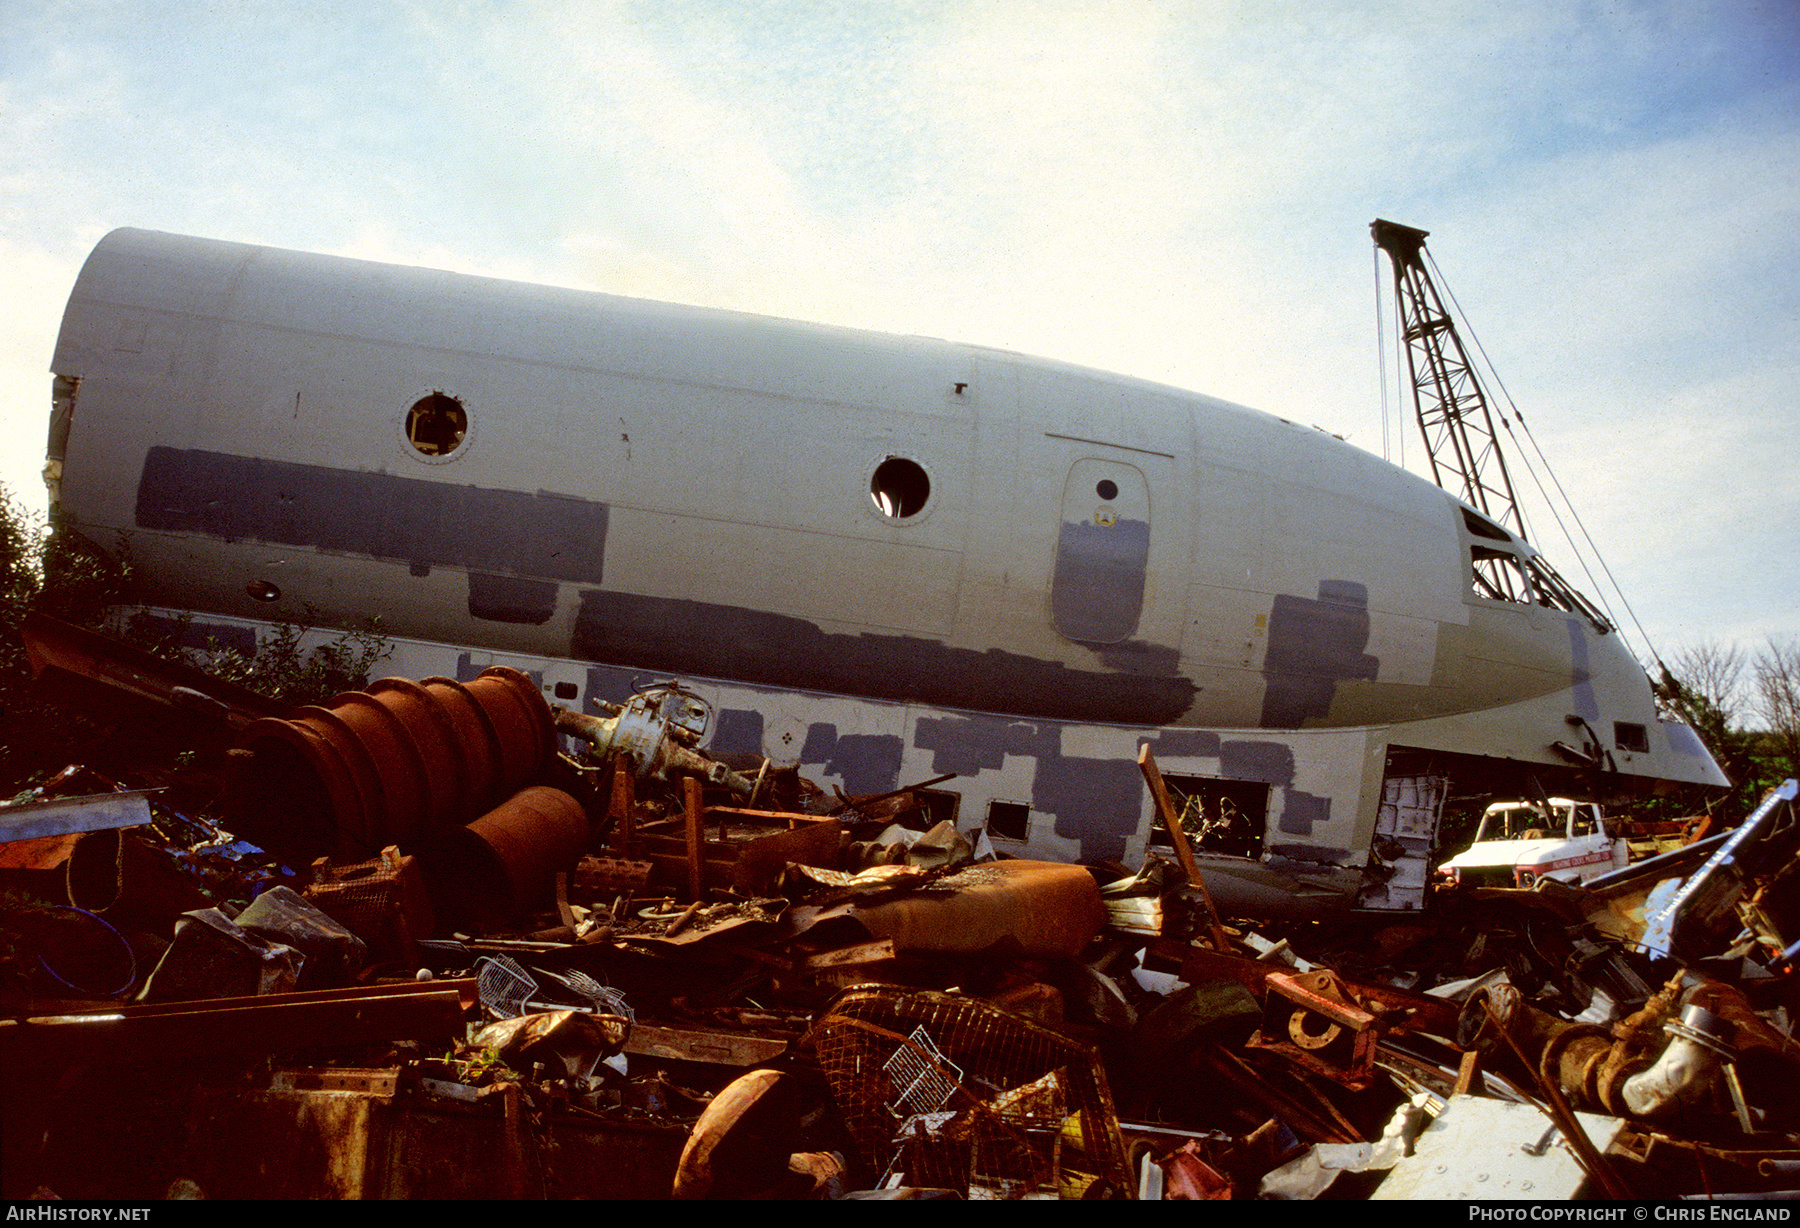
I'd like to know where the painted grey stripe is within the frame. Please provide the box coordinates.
[136,448,608,583]
[573,588,1195,725]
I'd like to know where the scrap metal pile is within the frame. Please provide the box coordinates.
[3,642,1800,1199]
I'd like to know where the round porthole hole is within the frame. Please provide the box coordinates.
[870,456,930,519]
[406,393,468,457]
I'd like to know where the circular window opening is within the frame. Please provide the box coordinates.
[406,393,468,457]
[870,456,930,519]
[1096,479,1119,501]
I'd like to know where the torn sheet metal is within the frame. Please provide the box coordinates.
[471,1009,630,1081]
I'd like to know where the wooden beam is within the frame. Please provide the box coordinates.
[683,775,705,902]
[1138,744,1230,951]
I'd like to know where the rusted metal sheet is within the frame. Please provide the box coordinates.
[849,860,1106,959]
[168,1071,688,1199]
[0,831,83,871]
[268,1067,399,1095]
[801,939,896,970]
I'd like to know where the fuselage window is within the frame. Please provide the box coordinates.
[406,393,468,457]
[1470,545,1534,604]
[870,456,930,518]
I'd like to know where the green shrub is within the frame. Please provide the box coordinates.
[0,483,391,790]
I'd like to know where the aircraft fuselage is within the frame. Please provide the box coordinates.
[47,229,1727,913]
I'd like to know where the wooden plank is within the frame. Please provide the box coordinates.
[683,776,704,902]
[703,806,839,828]
[1138,745,1230,951]
[730,817,844,896]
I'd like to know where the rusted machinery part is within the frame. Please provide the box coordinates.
[424,786,590,925]
[1682,978,1797,1059]
[849,860,1107,959]
[554,703,755,796]
[413,675,509,821]
[1618,1006,1736,1118]
[1539,1022,1616,1109]
[1460,984,1629,1110]
[229,711,381,863]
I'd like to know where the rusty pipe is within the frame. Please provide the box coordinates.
[1619,1005,1735,1119]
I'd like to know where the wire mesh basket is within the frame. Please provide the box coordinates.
[809,986,1132,1199]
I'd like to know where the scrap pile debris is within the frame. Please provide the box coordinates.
[4,630,1800,1200]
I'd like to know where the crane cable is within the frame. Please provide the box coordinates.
[1374,245,1394,465]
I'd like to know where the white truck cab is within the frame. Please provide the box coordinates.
[1439,798,1630,888]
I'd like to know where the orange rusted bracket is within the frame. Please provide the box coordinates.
[1138,745,1230,951]
[608,758,636,854]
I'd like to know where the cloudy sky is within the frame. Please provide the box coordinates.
[2,0,1794,676]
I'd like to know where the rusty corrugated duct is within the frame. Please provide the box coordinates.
[223,667,555,864]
